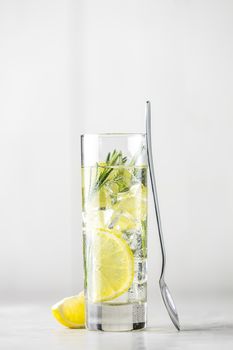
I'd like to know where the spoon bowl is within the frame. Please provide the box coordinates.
[160,278,180,330]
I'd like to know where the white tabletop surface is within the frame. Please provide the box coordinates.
[1,295,233,350]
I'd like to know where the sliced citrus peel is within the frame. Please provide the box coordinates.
[89,231,134,302]
[51,291,85,328]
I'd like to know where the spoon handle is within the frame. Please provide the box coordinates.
[145,101,166,278]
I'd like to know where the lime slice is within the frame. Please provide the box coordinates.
[90,231,134,302]
[51,291,85,328]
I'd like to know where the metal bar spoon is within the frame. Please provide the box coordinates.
[145,100,180,331]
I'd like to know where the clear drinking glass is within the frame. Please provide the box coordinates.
[81,134,148,331]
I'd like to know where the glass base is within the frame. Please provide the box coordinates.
[86,302,146,332]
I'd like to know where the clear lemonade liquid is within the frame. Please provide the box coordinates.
[82,150,147,331]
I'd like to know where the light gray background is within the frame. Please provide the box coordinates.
[1,0,233,313]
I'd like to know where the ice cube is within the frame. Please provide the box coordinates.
[84,208,114,232]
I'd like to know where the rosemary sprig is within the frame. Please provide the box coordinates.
[90,150,127,195]
[89,144,144,197]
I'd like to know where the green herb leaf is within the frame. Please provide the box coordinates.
[90,150,127,196]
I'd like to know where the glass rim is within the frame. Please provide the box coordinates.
[81,133,145,137]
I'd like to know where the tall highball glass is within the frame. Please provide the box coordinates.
[81,134,147,331]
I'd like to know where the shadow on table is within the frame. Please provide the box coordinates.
[182,322,233,334]
[147,322,233,334]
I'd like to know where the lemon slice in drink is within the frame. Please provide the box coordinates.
[51,291,85,328]
[90,231,134,302]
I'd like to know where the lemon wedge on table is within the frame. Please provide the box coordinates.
[89,231,134,303]
[51,291,85,329]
